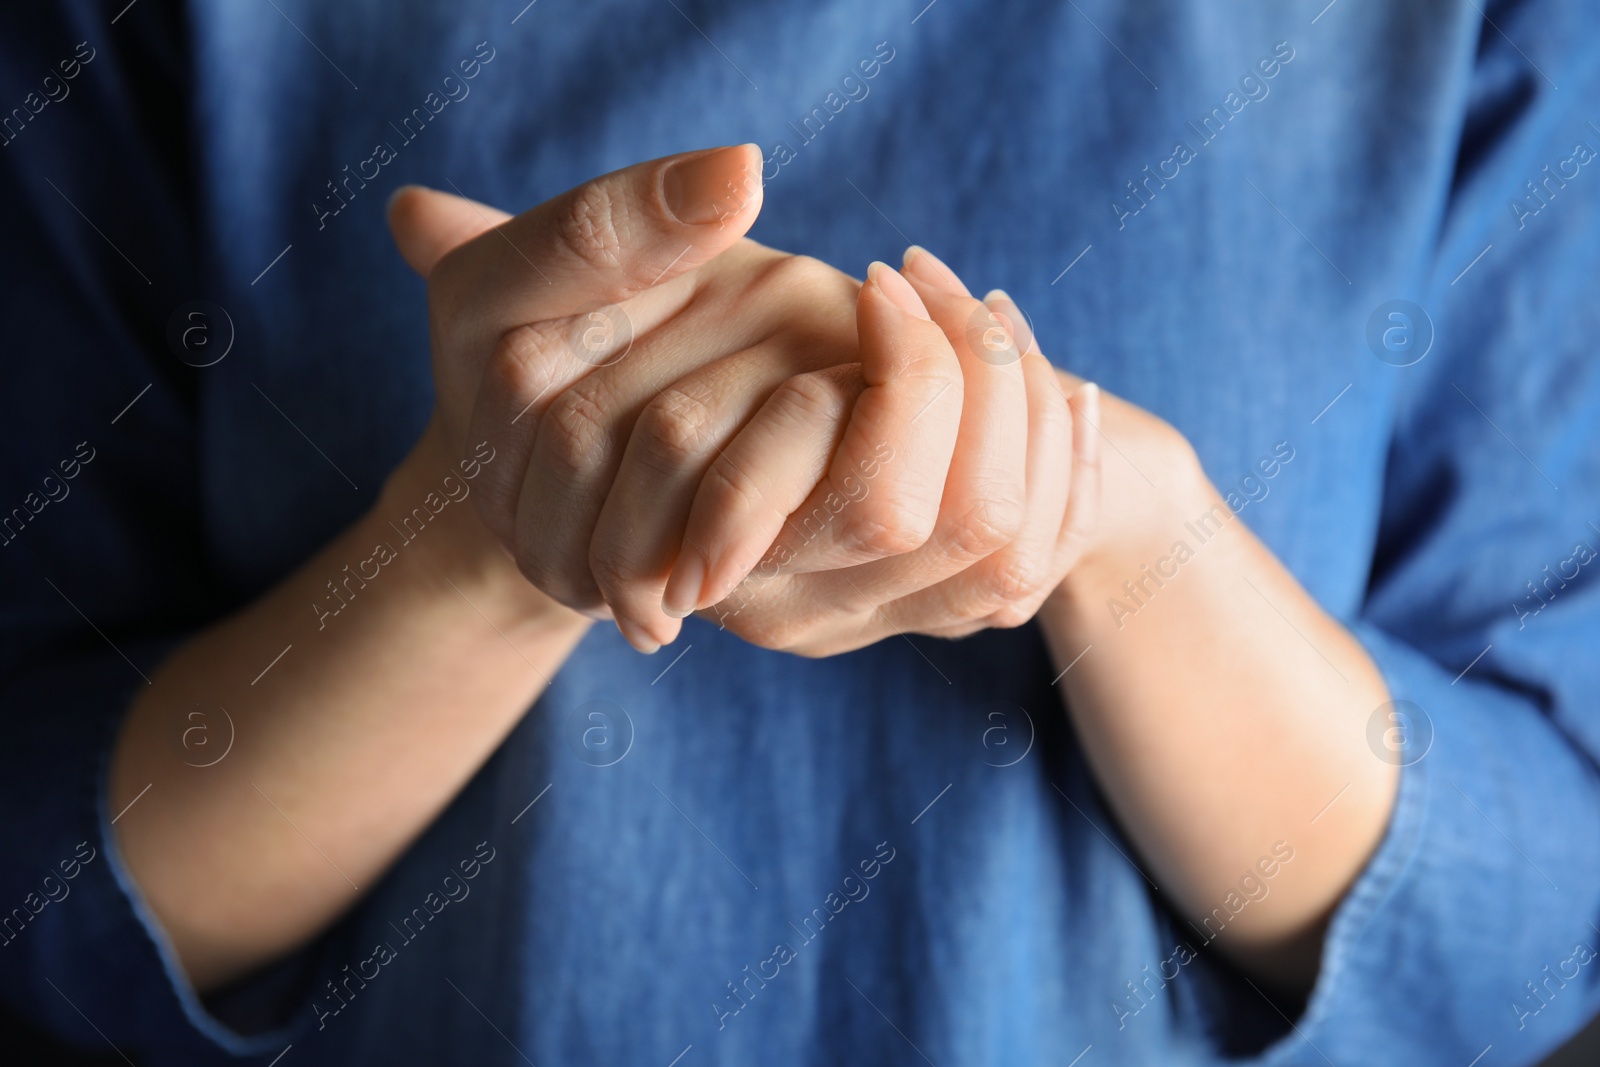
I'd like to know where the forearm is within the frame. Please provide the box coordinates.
[108,424,588,991]
[1037,398,1396,990]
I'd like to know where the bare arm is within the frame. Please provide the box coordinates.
[105,143,825,992]
[109,423,587,991]
[663,247,1397,991]
[1037,388,1396,991]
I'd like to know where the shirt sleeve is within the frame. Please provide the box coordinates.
[1261,4,1600,1064]
[0,3,348,1060]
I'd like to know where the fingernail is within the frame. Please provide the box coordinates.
[1078,381,1101,417]
[983,289,1037,357]
[662,548,706,618]
[663,145,761,226]
[615,616,661,654]
[901,245,971,297]
[867,261,931,321]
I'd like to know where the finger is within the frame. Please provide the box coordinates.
[713,260,962,597]
[514,266,857,613]
[976,289,1102,575]
[386,185,513,278]
[913,373,1099,643]
[586,355,859,650]
[462,274,698,546]
[390,151,762,555]
[798,254,1035,608]
[886,247,1032,581]
[1055,379,1102,569]
[880,346,1074,634]
[431,145,765,359]
[659,364,864,624]
[986,290,1089,402]
[864,246,1032,579]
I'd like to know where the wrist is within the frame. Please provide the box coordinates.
[377,418,589,638]
[1040,406,1214,642]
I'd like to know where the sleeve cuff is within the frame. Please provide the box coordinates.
[1247,622,1600,1065]
[11,640,355,1062]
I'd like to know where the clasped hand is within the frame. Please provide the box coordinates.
[387,145,1110,657]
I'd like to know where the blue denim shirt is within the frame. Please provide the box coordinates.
[3,1,1599,1064]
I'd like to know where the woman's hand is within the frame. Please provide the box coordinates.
[661,248,1108,658]
[390,146,972,651]
[385,145,766,614]
[388,151,1110,659]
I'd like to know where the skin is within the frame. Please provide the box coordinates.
[109,145,1394,1002]
[1036,379,1396,991]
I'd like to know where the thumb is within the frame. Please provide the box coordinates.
[386,185,512,278]
[434,144,764,343]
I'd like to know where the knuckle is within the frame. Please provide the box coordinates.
[752,613,809,653]
[987,603,1040,630]
[941,495,1026,561]
[540,384,613,478]
[771,370,852,427]
[985,557,1049,622]
[840,500,935,558]
[556,183,627,274]
[491,322,547,370]
[701,458,769,523]
[753,255,861,318]
[637,386,720,466]
[487,323,560,396]
[931,619,988,640]
[759,254,842,299]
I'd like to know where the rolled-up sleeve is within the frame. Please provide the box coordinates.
[0,643,333,1061]
[1260,3,1600,1064]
